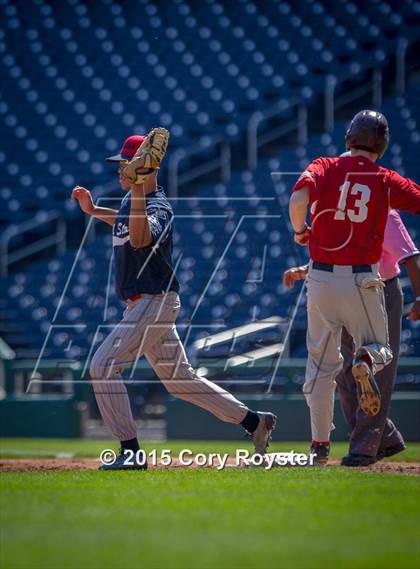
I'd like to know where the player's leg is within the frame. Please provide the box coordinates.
[89,296,178,457]
[144,324,276,454]
[376,277,405,457]
[335,327,358,431]
[304,271,344,464]
[304,313,343,447]
[341,269,393,418]
[344,277,405,463]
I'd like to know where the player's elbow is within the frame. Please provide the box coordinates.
[289,187,310,208]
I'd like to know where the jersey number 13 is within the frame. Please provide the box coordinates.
[334,182,371,223]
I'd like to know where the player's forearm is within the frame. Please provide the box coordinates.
[91,207,118,226]
[289,187,310,232]
[129,191,153,248]
[404,254,420,296]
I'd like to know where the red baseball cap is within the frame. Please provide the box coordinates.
[105,135,145,162]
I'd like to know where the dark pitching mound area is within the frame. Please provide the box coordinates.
[0,458,419,475]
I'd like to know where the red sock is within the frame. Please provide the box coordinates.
[360,353,373,368]
[312,440,330,447]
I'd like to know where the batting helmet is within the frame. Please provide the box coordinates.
[345,110,389,158]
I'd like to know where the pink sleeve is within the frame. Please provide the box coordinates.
[383,209,419,264]
[389,171,420,214]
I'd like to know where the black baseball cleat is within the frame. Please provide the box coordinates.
[98,448,148,471]
[309,442,330,467]
[250,412,277,455]
[352,354,381,417]
[341,453,377,467]
[376,442,406,462]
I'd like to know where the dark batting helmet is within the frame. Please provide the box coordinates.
[345,110,389,158]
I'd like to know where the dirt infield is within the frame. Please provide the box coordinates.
[1,458,419,475]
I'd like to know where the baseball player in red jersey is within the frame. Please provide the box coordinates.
[283,210,420,467]
[288,110,420,465]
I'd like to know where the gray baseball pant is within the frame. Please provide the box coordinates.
[304,263,392,442]
[336,276,405,456]
[89,292,249,441]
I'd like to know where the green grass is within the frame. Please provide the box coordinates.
[1,439,420,569]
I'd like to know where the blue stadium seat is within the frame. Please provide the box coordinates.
[0,1,419,382]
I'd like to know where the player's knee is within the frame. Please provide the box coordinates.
[303,381,332,405]
[156,361,195,383]
[89,351,105,380]
[303,387,312,407]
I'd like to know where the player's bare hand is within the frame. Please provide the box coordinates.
[407,300,420,321]
[283,266,309,288]
[71,186,94,215]
[294,225,311,246]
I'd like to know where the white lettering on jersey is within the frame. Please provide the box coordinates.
[334,182,371,223]
[113,222,129,246]
[115,222,129,237]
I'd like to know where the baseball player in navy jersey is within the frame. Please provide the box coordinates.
[72,131,276,470]
[288,110,420,466]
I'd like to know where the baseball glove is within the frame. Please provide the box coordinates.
[122,127,170,184]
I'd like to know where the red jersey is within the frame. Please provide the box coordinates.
[292,156,420,265]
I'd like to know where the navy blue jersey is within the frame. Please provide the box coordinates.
[112,187,179,300]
